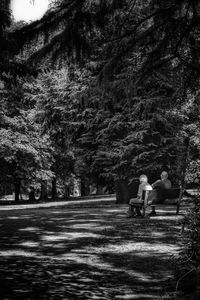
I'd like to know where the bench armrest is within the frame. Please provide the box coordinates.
[143,190,158,206]
[144,190,152,207]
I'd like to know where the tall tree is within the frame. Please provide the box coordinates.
[0,78,53,202]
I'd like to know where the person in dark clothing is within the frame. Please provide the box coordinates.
[149,171,172,216]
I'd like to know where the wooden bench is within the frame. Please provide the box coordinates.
[130,188,183,217]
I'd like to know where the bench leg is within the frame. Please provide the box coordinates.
[128,205,134,216]
[142,206,146,217]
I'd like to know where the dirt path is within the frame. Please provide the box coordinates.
[0,204,184,299]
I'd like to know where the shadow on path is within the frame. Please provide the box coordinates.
[0,204,184,299]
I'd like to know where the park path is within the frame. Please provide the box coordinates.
[0,202,184,300]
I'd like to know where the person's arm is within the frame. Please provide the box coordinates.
[152,180,160,189]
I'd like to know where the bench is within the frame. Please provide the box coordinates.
[129,188,183,217]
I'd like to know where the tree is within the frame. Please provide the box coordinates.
[0,78,53,202]
[71,68,187,202]
[23,67,91,197]
[2,0,200,202]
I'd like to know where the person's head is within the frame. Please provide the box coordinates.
[139,174,148,183]
[161,171,168,180]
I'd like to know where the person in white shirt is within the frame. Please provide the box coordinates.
[127,174,152,218]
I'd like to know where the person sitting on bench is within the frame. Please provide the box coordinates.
[149,171,172,216]
[127,174,152,218]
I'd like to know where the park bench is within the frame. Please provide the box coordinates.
[130,188,183,217]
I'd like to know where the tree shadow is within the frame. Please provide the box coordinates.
[0,204,185,299]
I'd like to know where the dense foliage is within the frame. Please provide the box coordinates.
[0,0,199,199]
[176,196,200,299]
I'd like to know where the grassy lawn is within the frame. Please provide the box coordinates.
[0,203,185,299]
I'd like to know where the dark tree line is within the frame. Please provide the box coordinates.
[0,0,200,201]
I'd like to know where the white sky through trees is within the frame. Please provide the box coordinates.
[11,0,49,22]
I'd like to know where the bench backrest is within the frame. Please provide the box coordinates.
[142,188,181,202]
[142,189,158,201]
[161,188,181,199]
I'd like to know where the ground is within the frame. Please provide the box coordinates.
[0,201,185,300]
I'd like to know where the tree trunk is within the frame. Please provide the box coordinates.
[14,178,21,203]
[64,184,70,198]
[115,179,139,204]
[96,185,103,195]
[80,177,90,196]
[181,137,190,188]
[81,178,86,196]
[115,180,129,204]
[29,187,35,202]
[51,178,57,199]
[40,181,48,202]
